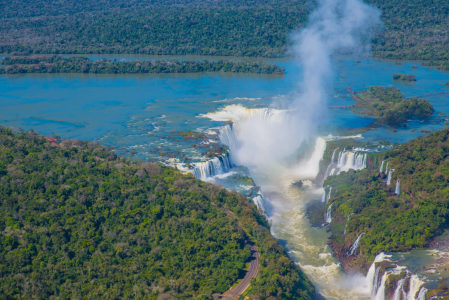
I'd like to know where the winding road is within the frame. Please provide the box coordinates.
[221,244,260,299]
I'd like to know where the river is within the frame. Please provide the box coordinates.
[1,54,449,298]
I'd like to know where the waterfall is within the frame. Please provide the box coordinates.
[407,275,424,300]
[347,232,364,256]
[321,185,332,203]
[395,179,400,195]
[372,267,382,297]
[192,153,233,179]
[417,287,428,300]
[334,150,367,174]
[326,186,332,203]
[385,162,389,174]
[374,272,387,300]
[379,160,386,173]
[329,168,336,176]
[387,169,394,185]
[331,147,339,163]
[393,279,406,300]
[218,124,237,163]
[366,253,391,296]
[321,186,328,202]
[252,191,267,214]
[323,163,333,180]
[325,203,333,223]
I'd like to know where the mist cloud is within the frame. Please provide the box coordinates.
[213,0,381,178]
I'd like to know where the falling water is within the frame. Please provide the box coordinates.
[323,163,333,180]
[393,279,406,300]
[374,272,387,300]
[408,275,425,300]
[366,253,391,296]
[219,124,237,156]
[331,147,339,163]
[395,179,400,195]
[325,203,333,223]
[192,153,233,179]
[252,191,268,214]
[348,232,364,256]
[372,267,382,297]
[387,169,394,185]
[385,162,389,174]
[327,186,333,203]
[334,150,367,174]
[417,287,428,300]
[379,160,386,173]
[321,185,328,202]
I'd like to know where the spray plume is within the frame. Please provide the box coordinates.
[209,0,381,179]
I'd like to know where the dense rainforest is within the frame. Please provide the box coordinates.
[0,127,315,299]
[1,0,448,61]
[317,129,449,273]
[353,86,434,127]
[0,56,285,75]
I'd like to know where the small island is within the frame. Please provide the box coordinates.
[352,86,433,127]
[0,56,285,75]
[392,73,416,82]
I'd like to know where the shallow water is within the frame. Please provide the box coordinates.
[1,54,449,298]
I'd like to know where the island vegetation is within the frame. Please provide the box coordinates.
[352,86,434,127]
[0,56,285,75]
[392,73,416,82]
[0,127,315,299]
[1,0,448,62]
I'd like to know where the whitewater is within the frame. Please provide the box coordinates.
[201,104,428,299]
[204,105,374,299]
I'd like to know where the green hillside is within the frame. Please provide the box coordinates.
[0,127,314,299]
[319,129,449,271]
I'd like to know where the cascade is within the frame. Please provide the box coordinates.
[328,168,336,176]
[387,169,394,185]
[252,191,267,214]
[374,272,387,300]
[326,186,332,203]
[407,275,424,300]
[395,179,401,195]
[218,124,237,156]
[325,203,333,223]
[386,162,389,174]
[393,279,406,300]
[331,147,339,163]
[321,186,328,202]
[323,163,333,180]
[335,150,367,173]
[347,232,364,256]
[372,267,382,298]
[417,287,428,300]
[366,253,391,296]
[192,153,233,180]
[379,160,385,173]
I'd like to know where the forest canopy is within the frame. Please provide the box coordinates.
[0,127,314,299]
[0,0,447,61]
